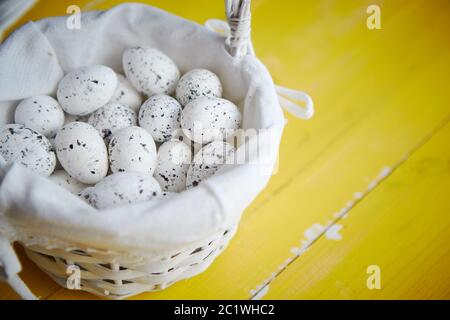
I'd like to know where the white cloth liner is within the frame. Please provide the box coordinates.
[0,3,285,255]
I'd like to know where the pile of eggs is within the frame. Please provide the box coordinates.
[0,47,241,209]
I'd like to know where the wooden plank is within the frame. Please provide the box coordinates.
[48,0,450,300]
[263,121,450,299]
[1,0,449,299]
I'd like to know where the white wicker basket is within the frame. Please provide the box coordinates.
[0,0,313,300]
[24,227,237,299]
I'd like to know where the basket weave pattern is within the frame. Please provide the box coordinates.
[24,227,236,298]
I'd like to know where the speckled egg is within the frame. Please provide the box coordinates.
[0,124,56,176]
[64,113,88,125]
[47,136,62,169]
[87,103,137,142]
[49,170,88,194]
[181,97,241,144]
[57,65,117,116]
[108,126,157,175]
[154,140,192,192]
[123,47,180,96]
[14,95,65,138]
[88,172,162,209]
[186,141,235,189]
[176,69,223,106]
[54,122,108,184]
[170,128,203,156]
[109,73,143,113]
[161,191,175,198]
[78,187,94,204]
[138,94,181,142]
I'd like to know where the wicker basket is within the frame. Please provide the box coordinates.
[23,227,237,299]
[0,0,313,300]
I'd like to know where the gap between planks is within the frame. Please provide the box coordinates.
[249,114,450,300]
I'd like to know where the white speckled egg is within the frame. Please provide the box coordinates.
[78,187,94,204]
[108,126,157,175]
[0,124,56,176]
[170,128,203,156]
[54,122,108,184]
[14,95,65,137]
[186,141,235,189]
[123,47,180,96]
[47,136,63,169]
[88,103,137,142]
[49,170,88,194]
[64,113,88,125]
[139,94,181,142]
[161,191,175,198]
[181,97,241,144]
[176,69,222,106]
[88,172,162,209]
[109,73,143,113]
[154,140,192,192]
[57,65,117,116]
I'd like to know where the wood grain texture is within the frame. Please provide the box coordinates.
[263,121,450,299]
[1,0,449,300]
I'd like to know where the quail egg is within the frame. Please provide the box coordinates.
[0,124,56,176]
[49,169,88,194]
[109,73,143,113]
[123,47,180,96]
[14,95,65,138]
[176,69,222,106]
[108,126,157,175]
[139,94,181,143]
[87,102,137,142]
[88,171,162,209]
[186,141,235,189]
[57,65,117,116]
[181,97,241,144]
[54,122,108,184]
[154,140,192,192]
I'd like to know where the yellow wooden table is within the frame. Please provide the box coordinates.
[0,0,449,300]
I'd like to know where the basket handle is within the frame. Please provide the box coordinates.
[0,236,38,299]
[207,11,315,120]
[225,0,252,58]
